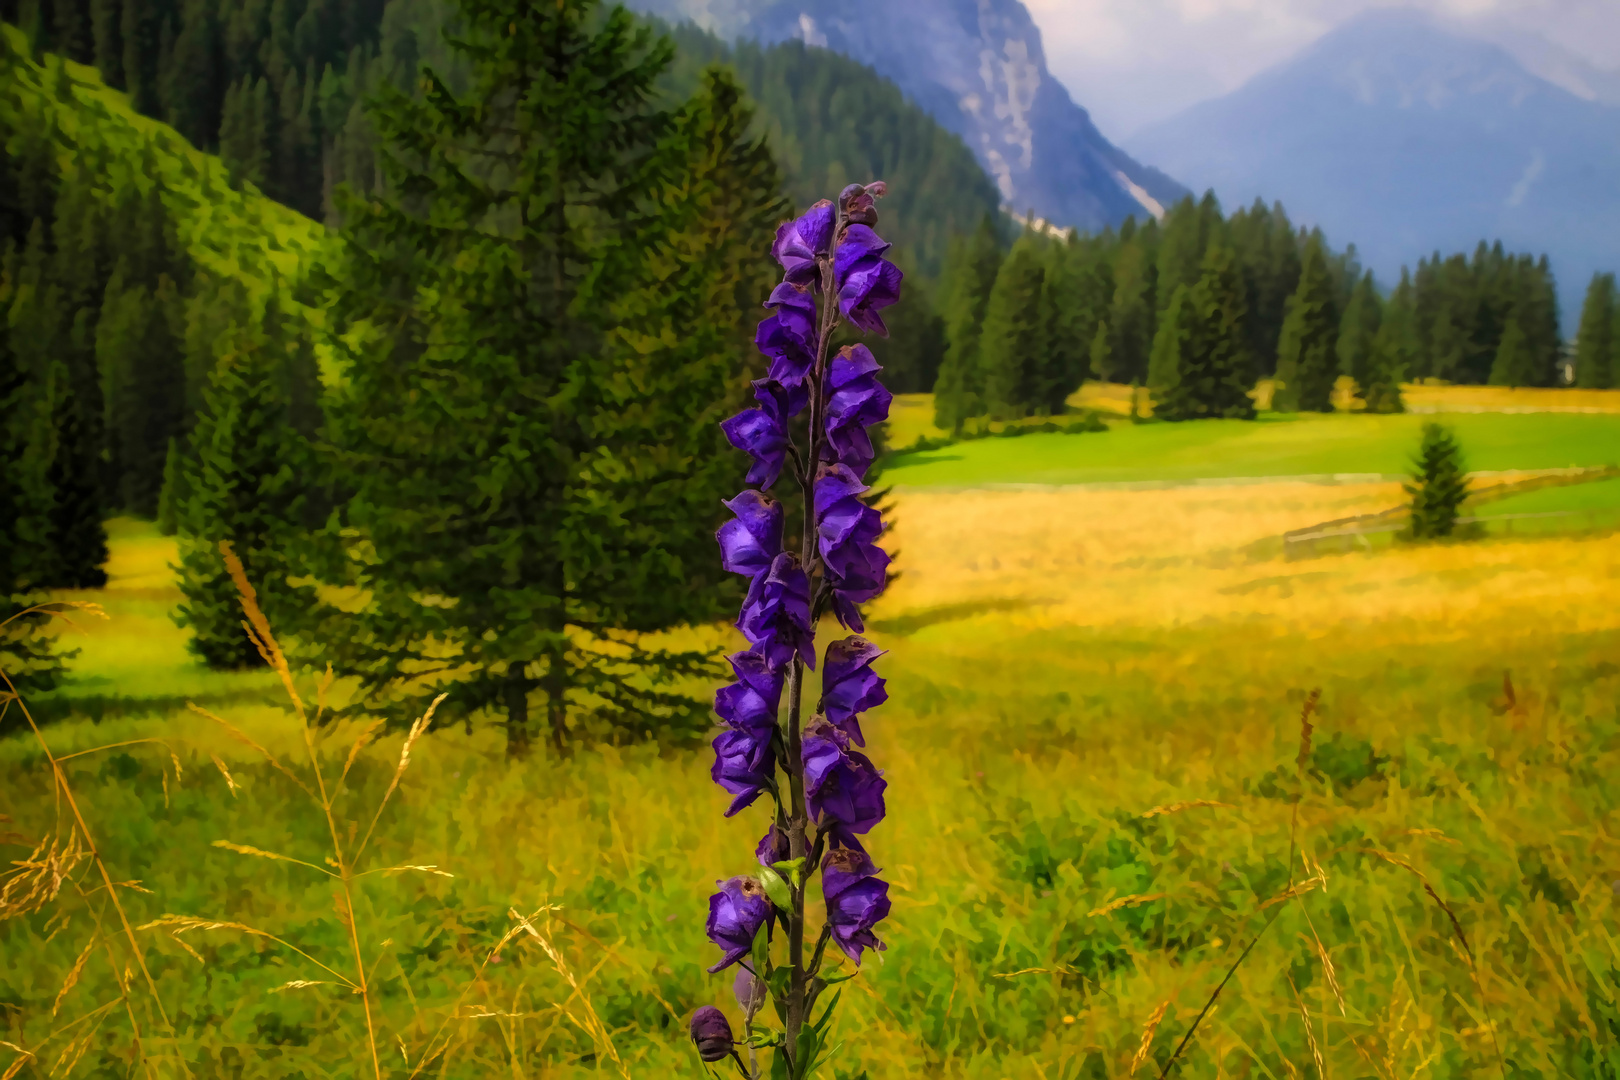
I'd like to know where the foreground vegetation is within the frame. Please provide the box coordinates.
[5,467,1619,1076]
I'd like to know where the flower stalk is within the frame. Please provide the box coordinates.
[694,184,901,1078]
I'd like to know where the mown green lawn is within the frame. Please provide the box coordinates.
[887,411,1620,488]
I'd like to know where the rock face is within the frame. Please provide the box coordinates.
[627,0,1187,230]
[1127,8,1620,319]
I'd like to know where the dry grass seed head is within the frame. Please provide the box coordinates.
[0,830,89,921]
[208,754,239,798]
[51,935,97,1018]
[1131,999,1172,1076]
[1288,973,1325,1079]
[0,1041,34,1080]
[1089,893,1169,918]
[1142,800,1234,818]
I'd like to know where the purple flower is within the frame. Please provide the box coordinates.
[839,182,886,226]
[772,202,835,287]
[689,1006,735,1062]
[715,650,783,731]
[820,637,887,747]
[734,967,767,1015]
[823,345,892,476]
[722,379,808,489]
[821,845,891,966]
[737,552,815,671]
[802,718,887,834]
[706,876,772,972]
[712,724,774,816]
[756,822,791,867]
[835,225,903,336]
[814,465,890,631]
[716,491,783,578]
[757,283,820,389]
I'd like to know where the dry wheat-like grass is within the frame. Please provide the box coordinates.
[1142,800,1234,818]
[1089,892,1170,918]
[1131,999,1172,1076]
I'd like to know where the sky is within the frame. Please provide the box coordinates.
[1022,0,1620,137]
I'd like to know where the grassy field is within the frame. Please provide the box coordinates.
[887,407,1620,489]
[5,420,1620,1077]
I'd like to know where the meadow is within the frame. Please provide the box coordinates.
[4,401,1620,1078]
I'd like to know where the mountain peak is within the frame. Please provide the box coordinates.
[625,0,1186,229]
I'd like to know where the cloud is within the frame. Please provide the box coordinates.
[1025,0,1620,137]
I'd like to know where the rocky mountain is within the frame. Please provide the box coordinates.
[1126,8,1620,319]
[623,0,1186,231]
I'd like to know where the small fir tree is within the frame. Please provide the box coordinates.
[1405,422,1470,540]
[1147,284,1193,420]
[155,435,184,536]
[932,215,1003,429]
[1575,272,1616,389]
[1338,270,1382,405]
[1364,270,1412,413]
[979,237,1048,418]
[173,306,310,669]
[1489,315,1537,388]
[1274,235,1339,412]
[43,361,108,588]
[1185,243,1256,418]
[1087,320,1111,385]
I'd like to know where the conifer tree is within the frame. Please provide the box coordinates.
[1147,284,1193,420]
[1364,270,1412,413]
[979,237,1048,417]
[320,1,784,752]
[43,360,108,587]
[1088,321,1111,386]
[1186,243,1255,419]
[155,435,183,536]
[97,268,185,515]
[1108,230,1157,384]
[174,301,310,669]
[1039,240,1085,409]
[1575,272,1615,389]
[1489,315,1537,388]
[1274,235,1339,412]
[932,215,1002,429]
[1405,422,1469,540]
[1338,271,1383,406]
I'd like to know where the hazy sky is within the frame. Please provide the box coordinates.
[1023,0,1620,137]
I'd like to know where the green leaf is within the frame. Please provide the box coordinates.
[757,866,793,911]
[811,988,843,1036]
[770,857,807,889]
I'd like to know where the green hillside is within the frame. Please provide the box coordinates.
[0,26,329,295]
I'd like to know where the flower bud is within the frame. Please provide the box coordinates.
[689,1005,734,1063]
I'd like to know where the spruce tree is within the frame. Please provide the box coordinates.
[1185,244,1255,419]
[1108,234,1157,385]
[932,215,1003,430]
[1575,272,1615,389]
[1405,422,1469,540]
[1274,235,1339,412]
[979,237,1048,418]
[1338,271,1382,406]
[1364,270,1413,413]
[156,435,183,536]
[1039,240,1085,410]
[1147,284,1193,420]
[43,360,108,588]
[1489,315,1537,388]
[320,1,783,753]
[1088,321,1111,386]
[174,302,309,669]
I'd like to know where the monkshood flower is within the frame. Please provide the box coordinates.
[712,723,774,816]
[820,637,887,747]
[714,650,783,731]
[717,490,784,578]
[823,344,892,477]
[721,379,810,489]
[756,282,820,390]
[737,552,815,670]
[689,1006,736,1063]
[756,822,791,866]
[802,717,887,835]
[706,875,772,972]
[815,465,891,631]
[834,223,903,336]
[772,201,835,286]
[821,845,891,966]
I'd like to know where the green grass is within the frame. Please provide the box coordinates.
[887,411,1620,488]
[1476,474,1620,515]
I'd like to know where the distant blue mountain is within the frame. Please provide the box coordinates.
[624,0,1187,231]
[1126,9,1620,322]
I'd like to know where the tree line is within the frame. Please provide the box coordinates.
[931,194,1573,428]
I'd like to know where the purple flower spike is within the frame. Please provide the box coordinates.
[712,724,774,816]
[821,846,891,966]
[717,491,784,578]
[721,406,788,489]
[802,718,887,834]
[815,465,890,632]
[772,202,836,286]
[737,552,815,672]
[823,344,892,477]
[706,876,771,972]
[715,650,783,731]
[835,226,904,336]
[690,1006,735,1063]
[756,822,791,867]
[820,637,887,746]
